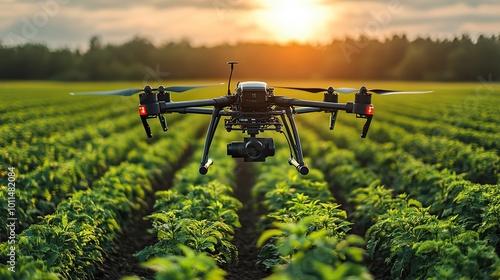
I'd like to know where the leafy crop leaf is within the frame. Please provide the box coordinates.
[257,229,283,248]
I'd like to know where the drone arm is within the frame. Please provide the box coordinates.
[167,107,228,115]
[275,96,348,111]
[160,96,233,113]
[293,107,322,114]
[276,96,374,137]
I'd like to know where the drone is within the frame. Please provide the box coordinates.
[71,61,430,175]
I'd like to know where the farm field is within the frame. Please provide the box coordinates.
[0,80,499,279]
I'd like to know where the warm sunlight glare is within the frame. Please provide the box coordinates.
[258,0,331,43]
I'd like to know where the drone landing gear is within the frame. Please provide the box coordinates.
[289,158,309,175]
[198,105,309,175]
[159,114,168,132]
[281,107,309,175]
[199,106,223,175]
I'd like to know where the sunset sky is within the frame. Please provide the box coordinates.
[1,0,499,49]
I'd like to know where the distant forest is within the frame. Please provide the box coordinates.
[1,34,499,81]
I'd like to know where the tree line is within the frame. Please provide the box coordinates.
[0,34,499,81]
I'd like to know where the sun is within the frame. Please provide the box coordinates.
[258,0,329,43]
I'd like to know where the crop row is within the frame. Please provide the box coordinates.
[1,114,139,174]
[338,115,499,184]
[297,116,500,279]
[128,127,371,279]
[374,112,500,151]
[0,124,138,233]
[307,117,500,243]
[128,132,241,279]
[0,120,165,239]
[0,101,132,144]
[302,116,500,244]
[250,132,372,279]
[0,115,205,279]
[376,92,498,133]
[0,82,141,113]
[0,97,115,127]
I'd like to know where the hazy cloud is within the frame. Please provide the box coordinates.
[11,0,262,10]
[1,0,499,49]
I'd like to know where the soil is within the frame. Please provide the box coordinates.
[225,159,270,280]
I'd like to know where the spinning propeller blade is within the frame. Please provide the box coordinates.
[165,83,224,93]
[367,89,433,95]
[273,86,331,93]
[69,83,224,96]
[274,86,431,95]
[274,86,355,94]
[69,88,143,96]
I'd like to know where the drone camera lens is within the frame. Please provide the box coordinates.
[227,138,274,162]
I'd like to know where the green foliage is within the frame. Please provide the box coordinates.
[138,171,241,267]
[0,93,205,278]
[366,206,500,279]
[2,78,499,279]
[258,218,372,280]
[135,130,240,272]
[125,246,226,280]
[140,245,226,280]
[265,195,351,238]
[298,89,500,280]
[0,96,164,236]
[254,169,331,207]
[138,217,237,265]
[251,131,371,278]
[446,183,500,251]
[153,183,241,228]
[371,126,499,184]
[0,256,59,280]
[349,183,409,231]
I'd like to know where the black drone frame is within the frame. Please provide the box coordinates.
[71,61,429,175]
[138,85,374,175]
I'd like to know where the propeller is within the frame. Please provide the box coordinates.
[274,86,431,95]
[273,86,356,94]
[69,83,224,96]
[363,89,433,95]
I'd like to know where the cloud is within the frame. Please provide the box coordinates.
[319,0,498,9]
[0,3,265,49]
[405,0,498,9]
[1,0,499,49]
[12,0,262,10]
[0,16,90,48]
[325,1,500,39]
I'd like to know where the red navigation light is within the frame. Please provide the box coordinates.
[139,105,147,116]
[366,104,374,115]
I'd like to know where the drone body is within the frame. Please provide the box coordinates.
[137,79,373,176]
[71,61,429,175]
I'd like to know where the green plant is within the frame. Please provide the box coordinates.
[366,206,500,279]
[143,245,226,280]
[265,194,351,238]
[257,218,372,280]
